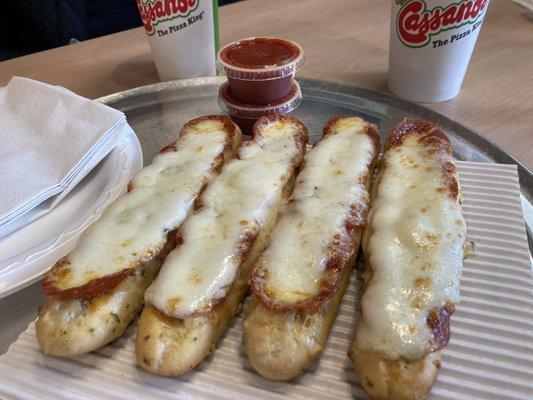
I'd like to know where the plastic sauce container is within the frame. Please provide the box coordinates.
[219,81,302,134]
[217,37,304,105]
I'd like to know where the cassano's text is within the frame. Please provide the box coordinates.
[431,18,483,48]
[156,11,205,37]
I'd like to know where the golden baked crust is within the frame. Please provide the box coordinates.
[136,114,308,376]
[243,116,380,381]
[136,223,273,376]
[244,250,357,381]
[37,253,163,356]
[349,347,441,400]
[36,116,241,357]
[350,118,465,399]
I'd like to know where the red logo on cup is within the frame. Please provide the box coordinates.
[397,0,488,47]
[137,0,199,35]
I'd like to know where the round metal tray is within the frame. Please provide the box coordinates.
[1,76,531,356]
[99,76,532,250]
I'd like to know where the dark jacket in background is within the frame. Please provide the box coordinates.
[0,0,142,61]
[0,0,235,62]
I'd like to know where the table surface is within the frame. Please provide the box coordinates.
[0,0,532,354]
[0,0,532,169]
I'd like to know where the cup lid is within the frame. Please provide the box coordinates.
[217,37,305,81]
[219,80,302,118]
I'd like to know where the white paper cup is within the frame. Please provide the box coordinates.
[136,0,218,81]
[388,0,490,102]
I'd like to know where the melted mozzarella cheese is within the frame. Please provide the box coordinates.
[145,119,306,319]
[355,134,466,360]
[257,118,376,305]
[50,119,234,291]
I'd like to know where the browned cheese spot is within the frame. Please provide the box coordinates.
[411,297,425,310]
[400,154,419,168]
[188,274,202,284]
[422,262,433,271]
[424,234,438,247]
[54,260,73,284]
[167,297,182,310]
[414,278,432,290]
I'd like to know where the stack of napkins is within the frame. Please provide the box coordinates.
[0,77,131,238]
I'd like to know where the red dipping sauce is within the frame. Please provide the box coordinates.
[219,81,302,135]
[217,37,304,105]
[220,38,300,69]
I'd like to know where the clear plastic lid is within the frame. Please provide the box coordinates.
[217,37,305,81]
[218,81,302,118]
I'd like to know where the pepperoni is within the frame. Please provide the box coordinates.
[427,302,455,351]
[252,203,363,313]
[41,116,238,301]
[42,267,137,300]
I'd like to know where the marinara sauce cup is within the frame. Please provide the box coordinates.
[218,80,302,134]
[217,37,304,106]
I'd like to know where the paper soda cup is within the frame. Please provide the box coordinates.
[136,0,219,81]
[388,0,490,102]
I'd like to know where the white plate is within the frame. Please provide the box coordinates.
[0,129,143,299]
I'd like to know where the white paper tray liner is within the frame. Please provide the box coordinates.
[0,161,531,400]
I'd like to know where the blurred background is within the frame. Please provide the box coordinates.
[0,0,236,61]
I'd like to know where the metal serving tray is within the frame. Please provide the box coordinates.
[101,76,532,190]
[1,76,531,358]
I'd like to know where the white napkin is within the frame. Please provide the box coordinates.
[0,77,129,238]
